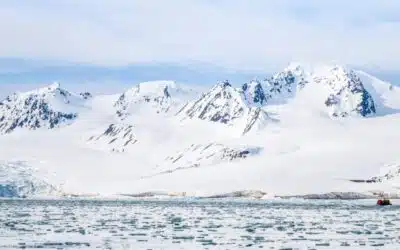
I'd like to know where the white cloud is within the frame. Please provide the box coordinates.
[1,0,400,71]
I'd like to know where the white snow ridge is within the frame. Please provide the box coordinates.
[0,63,399,198]
[0,82,89,134]
[114,80,200,119]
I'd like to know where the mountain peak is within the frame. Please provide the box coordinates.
[221,80,231,88]
[177,81,272,134]
[312,66,376,117]
[114,80,201,119]
[0,84,87,134]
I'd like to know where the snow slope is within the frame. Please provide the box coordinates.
[0,65,399,198]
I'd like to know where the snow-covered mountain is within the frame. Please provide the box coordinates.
[177,80,273,135]
[0,82,89,134]
[262,63,309,103]
[114,80,200,119]
[260,64,377,118]
[0,63,399,198]
[312,66,376,117]
[86,81,203,152]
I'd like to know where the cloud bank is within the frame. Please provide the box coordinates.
[1,0,399,71]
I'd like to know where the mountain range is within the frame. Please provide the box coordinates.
[0,63,399,198]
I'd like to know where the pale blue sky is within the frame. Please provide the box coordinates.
[1,0,400,72]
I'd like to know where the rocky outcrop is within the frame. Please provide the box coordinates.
[88,123,138,153]
[143,143,263,178]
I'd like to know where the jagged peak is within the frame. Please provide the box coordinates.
[221,80,231,87]
[0,82,84,134]
[176,80,273,135]
[281,62,355,78]
[203,80,238,98]
[209,80,232,90]
[2,82,89,104]
[241,80,266,107]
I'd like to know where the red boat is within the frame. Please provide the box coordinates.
[377,199,392,206]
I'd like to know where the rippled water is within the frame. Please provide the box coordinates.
[0,199,399,249]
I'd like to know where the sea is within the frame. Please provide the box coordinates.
[0,198,399,249]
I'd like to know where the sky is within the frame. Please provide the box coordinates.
[1,0,400,73]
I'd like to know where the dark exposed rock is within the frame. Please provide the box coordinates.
[88,123,138,153]
[79,92,92,99]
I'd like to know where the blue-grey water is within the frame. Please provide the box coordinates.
[0,199,399,249]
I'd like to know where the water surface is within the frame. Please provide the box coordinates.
[0,198,399,249]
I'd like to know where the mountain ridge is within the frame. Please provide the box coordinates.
[0,63,399,198]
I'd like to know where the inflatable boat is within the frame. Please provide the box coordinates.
[377,199,392,206]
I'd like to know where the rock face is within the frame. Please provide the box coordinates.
[178,81,243,123]
[0,83,87,134]
[177,81,272,134]
[0,161,61,198]
[143,143,263,178]
[241,80,267,107]
[314,66,376,117]
[88,123,138,153]
[263,64,309,103]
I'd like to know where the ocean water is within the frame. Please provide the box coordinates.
[0,198,399,249]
